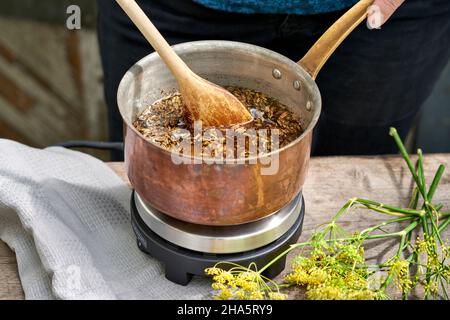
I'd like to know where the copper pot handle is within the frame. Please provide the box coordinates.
[298,0,374,80]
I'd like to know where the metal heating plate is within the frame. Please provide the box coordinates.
[134,192,303,254]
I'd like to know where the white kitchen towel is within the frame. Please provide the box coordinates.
[0,139,211,300]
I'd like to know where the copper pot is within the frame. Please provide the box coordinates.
[117,1,372,225]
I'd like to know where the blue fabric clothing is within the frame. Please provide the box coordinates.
[192,0,358,14]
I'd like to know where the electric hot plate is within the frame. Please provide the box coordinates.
[130,191,305,285]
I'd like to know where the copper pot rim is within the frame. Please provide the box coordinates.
[118,40,322,162]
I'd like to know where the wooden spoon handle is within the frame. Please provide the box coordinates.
[115,0,190,79]
[298,0,374,80]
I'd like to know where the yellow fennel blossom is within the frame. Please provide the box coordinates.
[443,243,450,259]
[284,268,308,285]
[423,281,439,296]
[249,291,264,300]
[346,289,379,300]
[237,271,257,282]
[306,283,379,300]
[415,236,438,258]
[306,268,330,286]
[234,278,258,292]
[343,271,368,289]
[235,290,247,300]
[211,270,234,284]
[205,267,221,276]
[285,267,329,286]
[211,282,227,291]
[284,237,384,300]
[335,243,365,265]
[268,292,288,300]
[390,260,409,275]
[415,238,429,255]
[307,285,344,300]
[441,267,450,280]
[387,259,414,296]
[205,263,286,300]
[214,288,233,300]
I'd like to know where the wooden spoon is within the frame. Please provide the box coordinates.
[116,0,253,128]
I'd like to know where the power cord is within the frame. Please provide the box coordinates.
[52,140,124,152]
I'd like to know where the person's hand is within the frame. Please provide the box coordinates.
[367,0,405,29]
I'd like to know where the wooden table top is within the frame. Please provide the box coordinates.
[2,154,449,300]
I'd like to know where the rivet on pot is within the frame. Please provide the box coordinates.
[293,80,301,91]
[306,101,313,111]
[272,69,282,80]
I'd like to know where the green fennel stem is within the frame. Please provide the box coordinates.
[389,128,426,199]
[427,165,445,201]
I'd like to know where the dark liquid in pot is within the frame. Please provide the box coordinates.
[133,87,304,158]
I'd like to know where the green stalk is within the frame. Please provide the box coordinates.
[429,211,443,244]
[332,198,357,221]
[359,217,415,237]
[396,235,407,257]
[421,216,430,235]
[408,187,419,210]
[381,273,396,291]
[362,205,410,217]
[427,165,445,202]
[356,198,422,215]
[380,220,419,291]
[389,128,426,198]
[258,242,309,274]
[438,216,450,233]
[420,213,433,299]
[416,150,443,247]
[366,233,402,240]
[417,149,428,204]
[416,149,436,245]
[398,229,413,300]
[402,221,419,236]
[440,278,449,300]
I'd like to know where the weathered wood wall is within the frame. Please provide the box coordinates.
[0,1,106,155]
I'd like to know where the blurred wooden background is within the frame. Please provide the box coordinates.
[0,0,108,159]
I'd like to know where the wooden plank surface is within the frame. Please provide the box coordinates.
[0,241,24,300]
[2,154,450,300]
